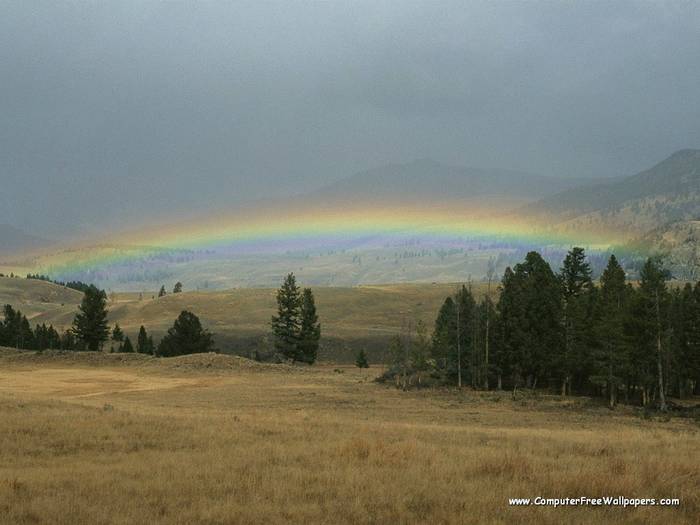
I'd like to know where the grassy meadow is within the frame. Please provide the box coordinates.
[0,349,698,524]
[0,276,494,361]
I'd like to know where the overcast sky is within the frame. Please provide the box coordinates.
[1,1,699,236]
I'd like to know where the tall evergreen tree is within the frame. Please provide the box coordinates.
[72,285,110,352]
[625,257,670,409]
[431,296,456,366]
[137,325,154,354]
[157,310,215,357]
[271,273,302,361]
[430,287,476,386]
[493,267,521,389]
[33,323,60,351]
[158,286,167,298]
[496,252,563,390]
[592,254,629,407]
[559,247,594,395]
[18,316,34,349]
[455,285,477,387]
[298,288,321,363]
[1,305,20,347]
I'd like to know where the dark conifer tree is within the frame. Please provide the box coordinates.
[112,324,124,342]
[496,252,562,390]
[111,323,124,352]
[121,336,134,353]
[60,330,76,351]
[559,247,594,395]
[592,254,629,407]
[271,273,302,361]
[625,257,670,409]
[355,348,369,368]
[455,285,477,386]
[158,285,167,297]
[19,315,34,349]
[137,325,153,354]
[72,285,110,351]
[298,288,320,364]
[1,304,21,347]
[668,283,700,398]
[157,310,215,357]
[431,296,457,367]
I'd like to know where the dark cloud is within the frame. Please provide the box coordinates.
[1,1,698,236]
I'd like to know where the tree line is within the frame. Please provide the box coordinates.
[386,249,700,410]
[24,274,93,293]
[2,274,322,363]
[0,284,213,356]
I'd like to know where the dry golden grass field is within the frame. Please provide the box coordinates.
[0,348,698,525]
[0,276,493,360]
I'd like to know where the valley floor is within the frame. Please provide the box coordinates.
[0,350,698,524]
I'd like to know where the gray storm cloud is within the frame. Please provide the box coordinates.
[1,1,699,237]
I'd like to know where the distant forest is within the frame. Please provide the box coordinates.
[25,273,92,293]
[386,248,700,410]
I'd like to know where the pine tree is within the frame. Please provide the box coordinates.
[298,288,320,364]
[19,316,34,349]
[137,325,153,354]
[72,285,110,351]
[173,282,183,294]
[559,247,594,395]
[431,296,456,366]
[271,273,302,361]
[158,285,167,298]
[455,285,477,387]
[355,348,369,368]
[60,330,76,351]
[688,284,700,396]
[626,257,670,409]
[121,336,134,353]
[157,310,215,357]
[592,254,629,407]
[1,305,20,348]
[112,323,124,352]
[495,252,562,391]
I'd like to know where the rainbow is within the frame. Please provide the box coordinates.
[14,202,628,279]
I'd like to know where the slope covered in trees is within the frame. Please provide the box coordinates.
[386,248,700,410]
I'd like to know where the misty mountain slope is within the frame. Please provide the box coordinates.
[524,149,700,236]
[629,219,700,279]
[0,225,52,253]
[308,159,596,205]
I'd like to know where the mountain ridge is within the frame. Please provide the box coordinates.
[307,158,600,207]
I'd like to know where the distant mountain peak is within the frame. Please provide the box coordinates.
[667,148,700,159]
[408,158,442,167]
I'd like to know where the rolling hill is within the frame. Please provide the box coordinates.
[0,277,489,361]
[524,149,700,238]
